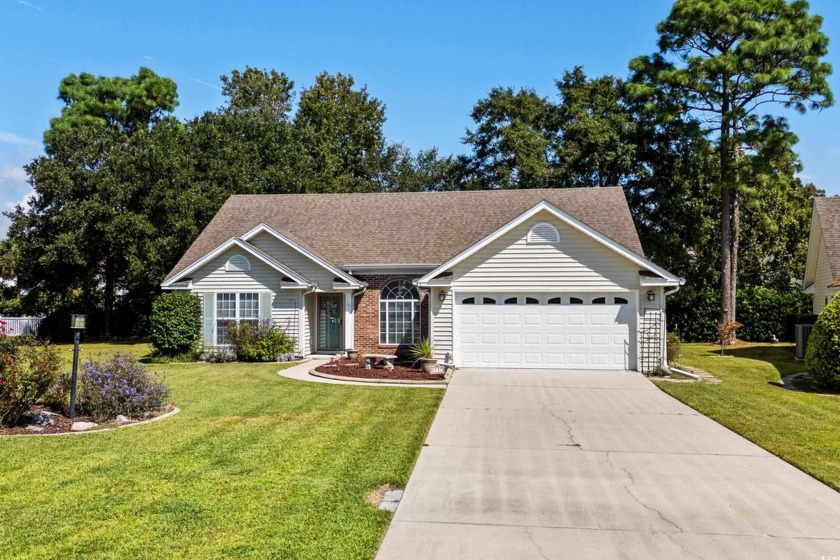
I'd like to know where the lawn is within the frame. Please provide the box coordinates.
[0,341,444,559]
[657,343,840,491]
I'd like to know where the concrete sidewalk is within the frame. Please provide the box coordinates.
[376,369,840,559]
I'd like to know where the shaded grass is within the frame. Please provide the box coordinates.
[0,341,443,559]
[657,343,840,491]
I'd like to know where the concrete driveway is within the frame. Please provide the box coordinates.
[376,369,840,559]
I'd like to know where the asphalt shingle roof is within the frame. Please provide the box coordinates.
[166,187,644,280]
[815,197,840,286]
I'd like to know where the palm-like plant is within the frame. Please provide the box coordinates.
[409,338,435,362]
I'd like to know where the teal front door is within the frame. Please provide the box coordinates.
[318,294,343,351]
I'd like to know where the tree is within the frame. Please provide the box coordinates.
[220,67,295,121]
[463,87,559,189]
[293,72,390,192]
[46,67,177,148]
[5,69,181,336]
[629,0,833,335]
[554,67,637,187]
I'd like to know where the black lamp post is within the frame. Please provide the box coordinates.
[68,314,86,419]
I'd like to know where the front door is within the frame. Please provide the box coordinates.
[317,294,343,351]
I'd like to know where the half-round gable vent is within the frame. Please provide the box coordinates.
[527,222,560,244]
[225,254,251,272]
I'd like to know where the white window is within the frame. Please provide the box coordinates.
[527,222,560,244]
[225,255,251,272]
[379,280,421,345]
[216,292,260,345]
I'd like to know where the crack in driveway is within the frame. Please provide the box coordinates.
[542,403,582,449]
[606,451,685,534]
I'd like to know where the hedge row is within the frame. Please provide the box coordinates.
[668,286,810,343]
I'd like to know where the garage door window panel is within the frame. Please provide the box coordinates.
[380,280,421,345]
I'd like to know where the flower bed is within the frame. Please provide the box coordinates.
[0,403,175,436]
[314,358,444,381]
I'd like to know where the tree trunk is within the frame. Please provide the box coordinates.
[103,257,114,338]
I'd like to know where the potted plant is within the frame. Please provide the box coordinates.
[346,348,359,360]
[410,338,438,374]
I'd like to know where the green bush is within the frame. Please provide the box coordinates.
[0,340,63,426]
[805,296,840,389]
[226,320,294,362]
[668,285,809,343]
[666,332,681,365]
[150,292,202,356]
[736,286,810,342]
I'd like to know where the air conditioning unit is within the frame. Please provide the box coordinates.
[795,323,814,360]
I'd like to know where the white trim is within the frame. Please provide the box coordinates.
[415,200,683,287]
[242,223,363,288]
[450,288,458,367]
[634,289,641,372]
[213,291,261,346]
[161,238,311,288]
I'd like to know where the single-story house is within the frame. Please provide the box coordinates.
[162,188,684,371]
[803,196,840,313]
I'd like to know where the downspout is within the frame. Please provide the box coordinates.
[660,280,700,380]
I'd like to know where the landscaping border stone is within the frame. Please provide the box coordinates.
[0,407,181,438]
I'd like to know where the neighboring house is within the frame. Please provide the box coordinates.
[162,188,683,371]
[803,197,840,313]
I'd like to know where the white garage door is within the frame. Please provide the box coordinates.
[455,293,635,369]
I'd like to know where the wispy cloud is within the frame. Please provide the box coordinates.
[190,76,222,91]
[144,55,157,61]
[0,165,28,185]
[17,0,42,10]
[0,131,37,146]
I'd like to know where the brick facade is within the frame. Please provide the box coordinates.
[352,274,429,358]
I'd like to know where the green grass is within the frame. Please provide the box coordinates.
[0,341,443,559]
[657,343,840,491]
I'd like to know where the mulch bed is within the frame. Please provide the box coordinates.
[314,358,444,381]
[0,405,97,436]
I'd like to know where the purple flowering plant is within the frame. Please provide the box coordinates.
[79,352,170,422]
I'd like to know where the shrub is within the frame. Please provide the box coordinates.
[666,332,681,365]
[0,340,63,426]
[668,285,810,343]
[150,292,202,356]
[79,352,170,422]
[805,297,840,389]
[226,320,294,362]
[736,286,810,342]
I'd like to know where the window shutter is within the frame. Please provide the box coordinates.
[203,293,215,347]
[260,292,272,322]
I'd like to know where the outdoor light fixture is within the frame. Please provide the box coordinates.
[647,290,656,302]
[68,314,87,419]
[438,290,447,302]
[70,314,87,330]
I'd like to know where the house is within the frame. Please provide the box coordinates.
[803,197,840,313]
[162,188,683,371]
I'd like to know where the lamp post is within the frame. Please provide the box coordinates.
[68,314,86,419]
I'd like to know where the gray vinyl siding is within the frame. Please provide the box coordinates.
[430,287,453,360]
[449,211,641,291]
[190,246,303,353]
[814,240,834,313]
[249,231,337,288]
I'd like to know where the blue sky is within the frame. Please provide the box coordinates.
[2,0,839,237]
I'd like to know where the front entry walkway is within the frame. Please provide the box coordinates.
[376,369,840,559]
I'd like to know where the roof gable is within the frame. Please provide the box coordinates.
[161,238,311,288]
[416,201,681,286]
[166,188,647,280]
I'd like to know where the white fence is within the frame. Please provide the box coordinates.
[0,317,43,337]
